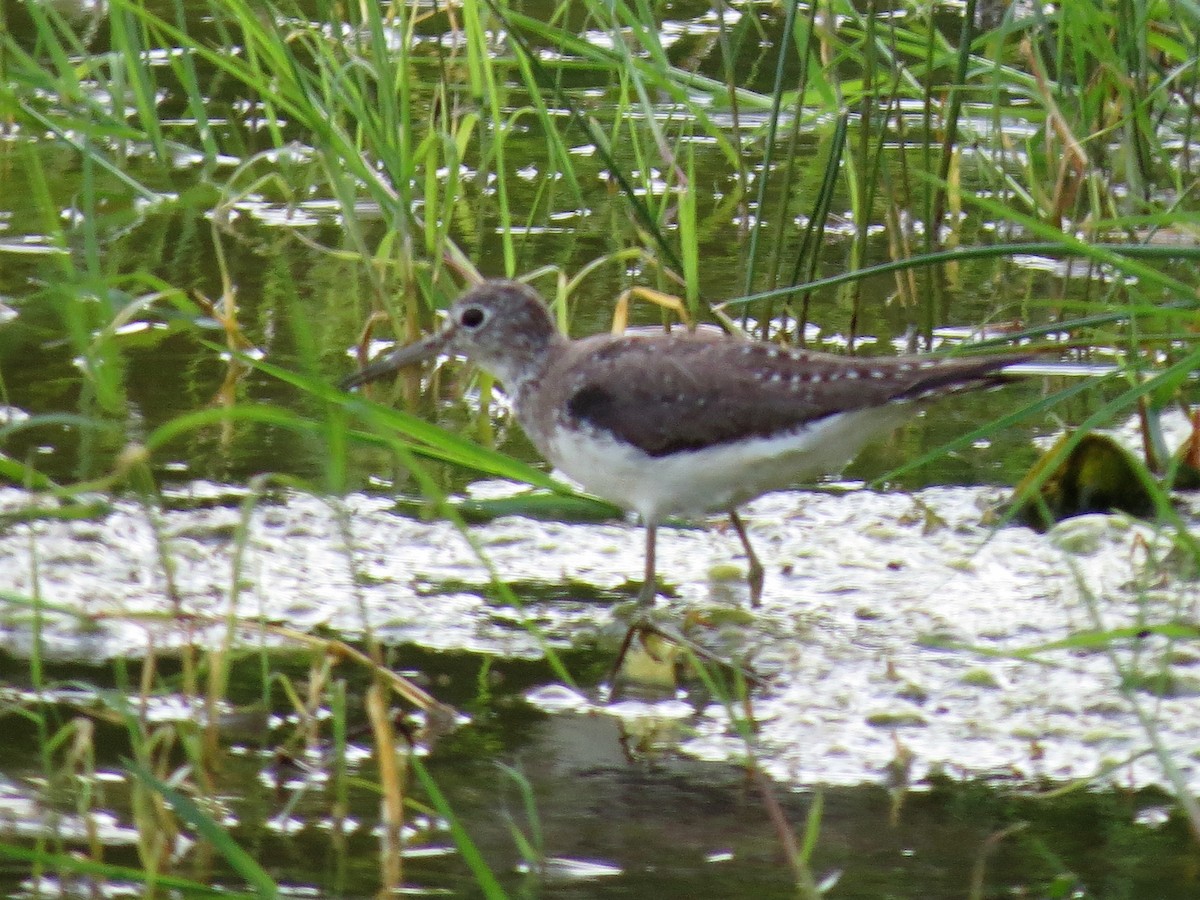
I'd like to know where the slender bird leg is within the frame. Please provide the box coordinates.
[728,509,764,607]
[607,518,762,695]
[605,622,641,697]
[607,523,661,694]
[637,521,658,607]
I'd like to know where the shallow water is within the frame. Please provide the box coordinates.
[1,479,1198,895]
[3,482,1197,799]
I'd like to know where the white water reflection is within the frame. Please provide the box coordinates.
[0,483,1197,795]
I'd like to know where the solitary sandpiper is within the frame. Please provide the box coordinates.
[342,280,1029,607]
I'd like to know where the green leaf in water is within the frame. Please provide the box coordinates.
[1008,432,1157,531]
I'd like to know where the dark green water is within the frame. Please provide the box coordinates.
[0,648,1193,898]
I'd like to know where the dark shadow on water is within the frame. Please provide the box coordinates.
[0,646,1192,898]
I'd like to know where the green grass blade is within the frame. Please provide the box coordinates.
[411,755,508,900]
[0,843,261,899]
[127,763,279,898]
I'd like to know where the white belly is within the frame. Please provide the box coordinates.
[542,403,915,523]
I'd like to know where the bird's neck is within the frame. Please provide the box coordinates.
[484,331,567,397]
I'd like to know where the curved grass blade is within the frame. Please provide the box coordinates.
[411,755,507,900]
[0,843,261,899]
[126,762,279,898]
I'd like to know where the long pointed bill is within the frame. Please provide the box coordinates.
[339,328,454,391]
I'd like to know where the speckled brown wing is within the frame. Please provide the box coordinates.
[541,333,1027,458]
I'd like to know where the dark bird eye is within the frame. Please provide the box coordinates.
[460,306,486,329]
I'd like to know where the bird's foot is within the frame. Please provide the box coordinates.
[605,608,759,698]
